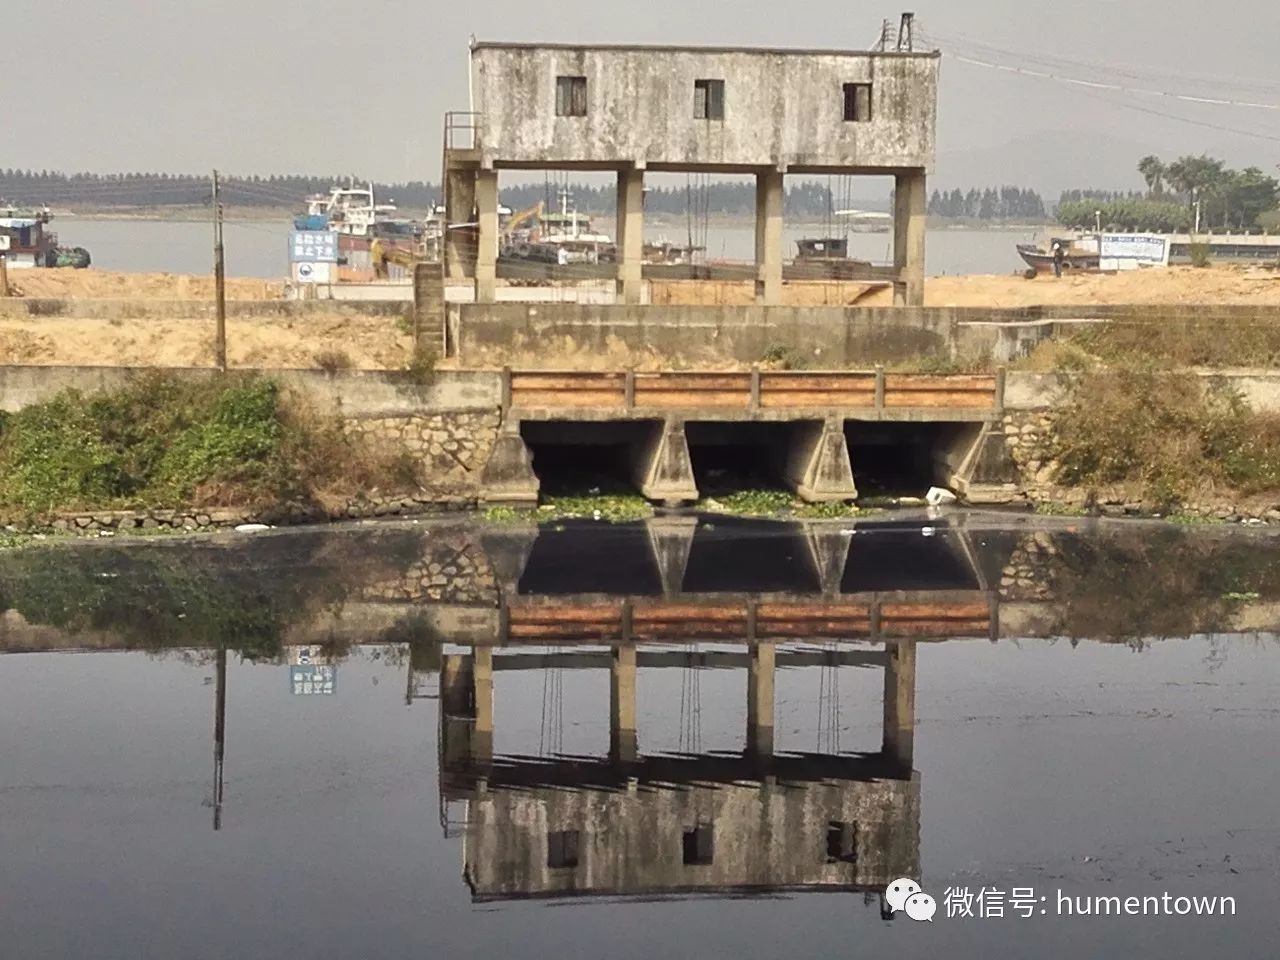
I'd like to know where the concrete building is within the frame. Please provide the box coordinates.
[445,29,939,306]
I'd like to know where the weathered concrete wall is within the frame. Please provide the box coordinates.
[456,303,959,367]
[465,775,919,899]
[0,365,500,415]
[471,44,939,171]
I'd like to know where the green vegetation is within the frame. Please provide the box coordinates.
[1059,155,1279,232]
[538,493,653,522]
[700,488,866,519]
[1057,197,1192,233]
[1045,529,1280,644]
[0,373,414,522]
[928,186,1047,221]
[1050,361,1280,506]
[0,527,427,658]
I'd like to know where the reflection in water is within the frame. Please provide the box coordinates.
[3,513,1280,946]
[438,637,918,904]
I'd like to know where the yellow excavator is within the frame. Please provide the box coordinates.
[370,237,420,278]
[506,200,544,237]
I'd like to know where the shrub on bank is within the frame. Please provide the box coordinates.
[1051,361,1280,505]
[0,373,416,519]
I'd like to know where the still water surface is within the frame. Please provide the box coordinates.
[60,218,1036,279]
[1,515,1277,958]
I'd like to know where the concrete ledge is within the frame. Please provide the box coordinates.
[0,365,501,416]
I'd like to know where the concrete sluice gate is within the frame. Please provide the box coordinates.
[515,418,987,505]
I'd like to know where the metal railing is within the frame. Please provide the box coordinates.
[443,111,482,152]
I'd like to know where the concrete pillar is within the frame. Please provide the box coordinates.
[893,169,927,307]
[882,638,916,771]
[473,646,494,762]
[747,641,776,756]
[616,167,645,305]
[610,644,638,763]
[444,167,477,280]
[629,417,698,505]
[754,168,784,305]
[474,169,499,303]
[782,417,858,502]
[479,424,539,505]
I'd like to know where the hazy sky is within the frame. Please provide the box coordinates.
[7,0,1279,196]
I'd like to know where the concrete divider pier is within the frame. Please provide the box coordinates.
[782,416,859,502]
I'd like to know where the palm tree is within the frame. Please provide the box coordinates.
[1137,155,1165,196]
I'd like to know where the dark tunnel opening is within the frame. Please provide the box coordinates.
[520,421,650,497]
[845,422,972,499]
[685,421,791,496]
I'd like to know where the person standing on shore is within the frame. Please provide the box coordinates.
[1052,240,1065,278]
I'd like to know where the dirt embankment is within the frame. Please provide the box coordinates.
[6,270,284,301]
[652,265,1280,307]
[0,270,409,369]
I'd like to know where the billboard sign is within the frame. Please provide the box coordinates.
[289,230,338,263]
[1099,234,1169,269]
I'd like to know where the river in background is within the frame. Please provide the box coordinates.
[1,514,1278,959]
[58,217,1038,279]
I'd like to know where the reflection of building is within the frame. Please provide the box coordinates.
[439,634,919,903]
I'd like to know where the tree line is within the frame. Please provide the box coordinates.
[928,186,1047,220]
[1058,155,1279,232]
[0,170,851,218]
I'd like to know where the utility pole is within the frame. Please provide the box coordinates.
[212,170,227,372]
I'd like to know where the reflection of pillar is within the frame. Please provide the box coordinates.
[747,641,776,756]
[616,166,645,304]
[440,653,477,769]
[754,168,784,305]
[474,169,498,303]
[610,644,638,762]
[882,638,916,770]
[473,647,494,762]
[212,645,226,831]
[892,169,927,307]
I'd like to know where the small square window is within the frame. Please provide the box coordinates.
[682,823,714,865]
[826,820,858,864]
[548,830,580,868]
[843,82,872,122]
[694,79,725,120]
[556,75,588,117]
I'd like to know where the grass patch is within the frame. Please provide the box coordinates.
[537,493,653,522]
[0,372,416,522]
[699,488,866,519]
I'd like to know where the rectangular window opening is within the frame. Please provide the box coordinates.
[826,820,858,864]
[694,79,725,120]
[556,75,588,117]
[548,829,581,868]
[843,82,872,122]
[682,823,714,866]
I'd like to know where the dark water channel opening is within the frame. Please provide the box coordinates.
[845,422,965,498]
[686,421,791,495]
[521,421,648,496]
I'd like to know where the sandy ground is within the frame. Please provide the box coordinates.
[2,266,1279,369]
[651,265,1280,307]
[5,270,284,300]
[0,316,413,369]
